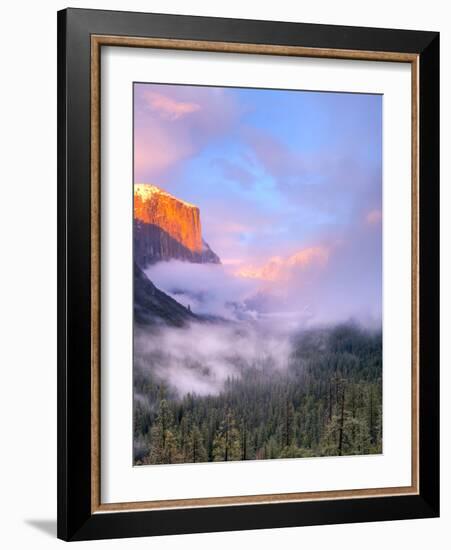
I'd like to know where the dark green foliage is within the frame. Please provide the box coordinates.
[134,324,382,465]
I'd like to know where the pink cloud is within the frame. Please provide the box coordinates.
[243,126,306,181]
[366,209,382,225]
[134,84,240,182]
[134,123,194,179]
[213,157,256,188]
[236,246,330,282]
[143,91,201,120]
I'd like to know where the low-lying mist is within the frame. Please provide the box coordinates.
[144,228,382,330]
[134,321,293,397]
[145,261,257,321]
[139,235,382,397]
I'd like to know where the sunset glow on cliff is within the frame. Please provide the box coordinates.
[134,184,202,254]
[133,82,384,468]
[134,83,382,323]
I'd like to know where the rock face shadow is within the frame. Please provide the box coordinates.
[25,519,57,538]
[134,221,220,267]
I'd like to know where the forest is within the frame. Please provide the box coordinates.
[133,323,382,465]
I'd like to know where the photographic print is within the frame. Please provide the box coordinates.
[58,12,439,539]
[133,83,383,466]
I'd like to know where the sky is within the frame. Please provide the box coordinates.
[134,83,382,327]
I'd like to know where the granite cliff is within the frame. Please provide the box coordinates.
[134,184,220,266]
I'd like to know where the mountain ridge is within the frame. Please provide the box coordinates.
[134,262,198,327]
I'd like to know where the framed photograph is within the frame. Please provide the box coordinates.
[57,8,439,541]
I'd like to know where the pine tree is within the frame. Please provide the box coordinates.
[186,425,207,463]
[212,410,241,461]
[282,396,295,448]
[337,382,346,456]
[134,325,383,464]
[144,399,182,464]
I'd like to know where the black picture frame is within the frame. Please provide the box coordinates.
[57,7,439,542]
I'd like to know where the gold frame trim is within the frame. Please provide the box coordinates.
[90,35,420,514]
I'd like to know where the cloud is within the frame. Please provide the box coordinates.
[212,158,256,189]
[134,125,192,179]
[134,84,240,182]
[145,261,258,321]
[242,126,306,188]
[134,322,293,396]
[236,246,329,282]
[143,223,380,331]
[134,86,382,330]
[142,91,201,120]
[366,209,382,225]
[242,125,382,227]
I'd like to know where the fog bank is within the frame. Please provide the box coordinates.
[134,322,293,397]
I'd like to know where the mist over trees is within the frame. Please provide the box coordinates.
[132,87,383,467]
[134,323,382,464]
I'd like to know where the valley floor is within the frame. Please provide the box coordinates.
[133,324,382,465]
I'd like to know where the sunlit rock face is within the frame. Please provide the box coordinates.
[134,184,220,266]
